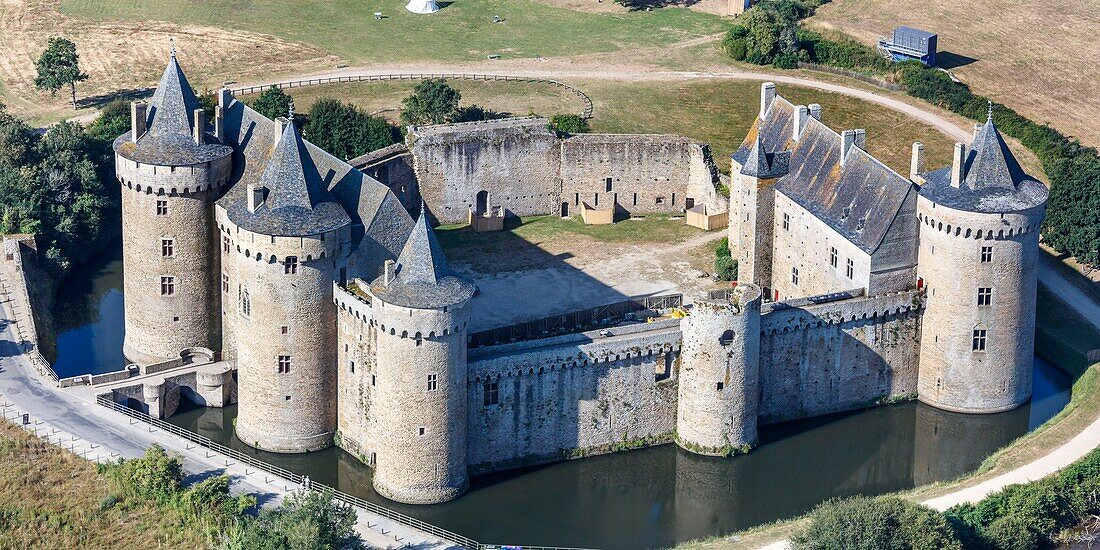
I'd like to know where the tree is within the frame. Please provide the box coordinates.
[550,114,590,136]
[303,98,398,160]
[250,86,293,121]
[400,79,461,126]
[34,37,89,109]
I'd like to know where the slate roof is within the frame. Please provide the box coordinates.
[732,97,916,254]
[740,135,790,179]
[224,119,351,236]
[114,53,231,166]
[919,117,1048,213]
[370,207,476,308]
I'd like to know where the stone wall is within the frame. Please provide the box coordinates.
[408,118,560,224]
[559,135,723,217]
[757,290,923,424]
[465,320,682,474]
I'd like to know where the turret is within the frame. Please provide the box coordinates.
[677,283,762,455]
[915,109,1048,413]
[113,48,232,365]
[731,119,790,298]
[364,208,475,504]
[229,111,352,453]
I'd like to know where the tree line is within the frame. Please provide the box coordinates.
[722,0,1100,266]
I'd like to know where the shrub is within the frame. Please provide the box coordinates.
[223,490,362,550]
[110,444,183,503]
[714,237,738,281]
[549,114,590,136]
[792,496,962,550]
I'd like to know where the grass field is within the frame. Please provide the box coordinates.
[808,0,1100,147]
[265,77,956,175]
[0,420,211,548]
[61,0,729,65]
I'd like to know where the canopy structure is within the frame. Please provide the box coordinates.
[405,0,441,14]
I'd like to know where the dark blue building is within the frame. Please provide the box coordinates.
[878,26,938,66]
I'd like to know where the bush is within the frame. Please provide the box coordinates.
[110,444,183,503]
[549,114,590,136]
[303,98,399,160]
[713,237,738,281]
[792,496,962,550]
[223,490,362,550]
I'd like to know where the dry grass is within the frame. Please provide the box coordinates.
[240,79,582,124]
[808,0,1100,147]
[0,420,211,549]
[579,78,956,175]
[0,0,338,125]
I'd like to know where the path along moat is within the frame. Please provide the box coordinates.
[53,243,1073,548]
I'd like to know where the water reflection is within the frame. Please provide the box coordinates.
[50,241,126,377]
[168,360,1069,549]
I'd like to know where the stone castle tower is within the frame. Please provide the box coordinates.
[114,50,232,365]
[677,283,762,455]
[226,115,353,453]
[915,111,1048,413]
[363,207,476,504]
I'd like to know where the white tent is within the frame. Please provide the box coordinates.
[405,0,441,14]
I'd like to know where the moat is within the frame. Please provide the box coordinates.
[54,243,1073,548]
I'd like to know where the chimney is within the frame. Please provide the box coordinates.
[130,101,148,142]
[853,129,867,149]
[383,259,396,285]
[793,105,809,141]
[214,108,224,142]
[218,87,233,111]
[192,108,206,145]
[808,103,822,120]
[247,185,266,212]
[759,82,776,120]
[910,141,925,182]
[840,130,861,165]
[951,142,966,188]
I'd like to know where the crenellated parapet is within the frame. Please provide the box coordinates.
[115,146,232,197]
[916,198,1045,241]
[760,289,923,335]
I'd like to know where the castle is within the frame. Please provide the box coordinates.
[113,53,1046,504]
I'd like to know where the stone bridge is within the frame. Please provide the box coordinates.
[93,349,237,419]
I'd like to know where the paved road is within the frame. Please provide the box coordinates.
[0,296,454,549]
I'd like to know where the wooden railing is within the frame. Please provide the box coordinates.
[230,73,594,119]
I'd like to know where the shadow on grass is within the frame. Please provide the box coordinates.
[935,51,978,70]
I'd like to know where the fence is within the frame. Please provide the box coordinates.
[796,62,903,92]
[468,294,683,349]
[230,73,594,119]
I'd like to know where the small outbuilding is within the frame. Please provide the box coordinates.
[878,26,938,66]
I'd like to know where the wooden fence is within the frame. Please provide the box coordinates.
[230,73,594,119]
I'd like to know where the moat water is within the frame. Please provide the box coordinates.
[53,243,1074,548]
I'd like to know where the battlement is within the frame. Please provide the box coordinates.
[116,153,232,196]
[916,196,1045,239]
[761,289,922,335]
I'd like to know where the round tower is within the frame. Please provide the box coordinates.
[915,113,1048,414]
[676,283,762,456]
[228,115,352,453]
[365,209,475,504]
[114,52,232,365]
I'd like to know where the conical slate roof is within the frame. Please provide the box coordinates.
[740,134,790,179]
[962,114,1029,191]
[918,114,1048,212]
[372,207,476,308]
[226,119,351,236]
[114,50,231,166]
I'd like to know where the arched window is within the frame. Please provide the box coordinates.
[239,285,251,317]
[719,330,735,345]
[475,190,488,214]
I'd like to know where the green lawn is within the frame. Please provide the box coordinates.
[61,0,730,63]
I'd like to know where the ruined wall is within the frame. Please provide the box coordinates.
[559,135,721,216]
[758,290,923,424]
[408,118,559,224]
[466,320,681,474]
[353,144,419,213]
